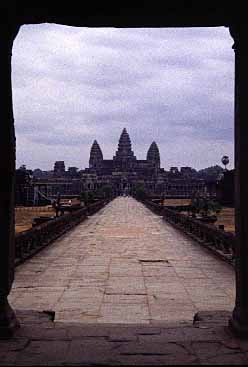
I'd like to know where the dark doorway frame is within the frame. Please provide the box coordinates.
[0,4,247,337]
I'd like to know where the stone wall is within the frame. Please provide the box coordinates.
[140,199,235,266]
[15,199,110,266]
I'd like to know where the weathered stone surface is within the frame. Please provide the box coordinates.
[10,197,235,324]
[99,303,150,324]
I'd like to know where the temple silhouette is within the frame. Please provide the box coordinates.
[88,128,160,176]
[17,128,207,205]
[83,128,205,196]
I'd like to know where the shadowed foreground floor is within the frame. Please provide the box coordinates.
[1,310,248,365]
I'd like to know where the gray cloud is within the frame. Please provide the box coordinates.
[12,25,234,171]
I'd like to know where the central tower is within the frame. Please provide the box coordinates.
[113,128,136,170]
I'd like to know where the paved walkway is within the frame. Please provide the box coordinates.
[9,197,235,324]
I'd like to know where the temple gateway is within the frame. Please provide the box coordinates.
[2,7,247,338]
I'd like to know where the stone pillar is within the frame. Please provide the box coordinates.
[0,22,20,338]
[229,25,248,337]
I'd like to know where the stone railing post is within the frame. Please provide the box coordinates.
[0,21,20,338]
[229,24,248,337]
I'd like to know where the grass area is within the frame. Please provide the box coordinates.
[163,199,235,234]
[15,206,55,233]
[215,207,235,233]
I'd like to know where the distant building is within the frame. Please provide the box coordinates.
[54,161,65,177]
[82,128,206,197]
[180,167,197,177]
[170,167,179,175]
[67,167,80,178]
[19,128,208,205]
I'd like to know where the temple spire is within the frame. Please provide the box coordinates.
[114,128,135,159]
[147,141,160,168]
[89,140,103,168]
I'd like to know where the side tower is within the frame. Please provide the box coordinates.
[89,140,103,169]
[147,141,161,169]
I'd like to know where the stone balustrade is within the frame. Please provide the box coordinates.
[140,199,235,266]
[15,199,110,266]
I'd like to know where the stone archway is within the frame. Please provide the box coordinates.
[0,5,247,337]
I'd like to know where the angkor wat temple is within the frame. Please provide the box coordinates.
[89,128,160,175]
[82,128,206,197]
[17,128,208,205]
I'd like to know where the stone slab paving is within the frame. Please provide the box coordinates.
[9,197,235,325]
[1,310,248,365]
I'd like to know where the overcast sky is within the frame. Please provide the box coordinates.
[12,24,234,171]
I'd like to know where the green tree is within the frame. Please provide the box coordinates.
[197,165,224,180]
[190,191,222,218]
[133,183,147,200]
[95,185,113,199]
[80,191,96,205]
